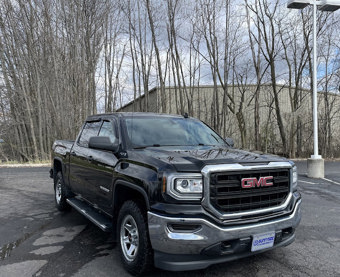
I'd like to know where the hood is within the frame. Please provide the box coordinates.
[132,146,288,172]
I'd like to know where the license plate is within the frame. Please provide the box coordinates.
[251,231,275,252]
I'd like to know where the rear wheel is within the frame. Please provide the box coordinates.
[117,201,153,276]
[54,171,71,211]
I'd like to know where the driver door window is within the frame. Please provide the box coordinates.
[78,121,102,147]
[98,120,117,144]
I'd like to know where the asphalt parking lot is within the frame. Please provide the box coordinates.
[0,161,339,277]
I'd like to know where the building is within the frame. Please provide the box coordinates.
[118,84,340,157]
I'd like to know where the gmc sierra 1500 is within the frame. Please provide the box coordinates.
[50,112,301,276]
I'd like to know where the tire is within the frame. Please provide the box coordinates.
[117,201,153,276]
[54,171,71,211]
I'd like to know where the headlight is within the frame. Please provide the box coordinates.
[292,165,298,191]
[166,174,203,200]
[175,178,203,193]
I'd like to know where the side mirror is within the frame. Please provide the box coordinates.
[225,137,234,148]
[88,136,119,152]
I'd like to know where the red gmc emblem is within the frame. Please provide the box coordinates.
[241,176,274,188]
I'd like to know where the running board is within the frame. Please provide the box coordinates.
[66,198,112,232]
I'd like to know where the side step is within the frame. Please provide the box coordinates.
[66,198,112,232]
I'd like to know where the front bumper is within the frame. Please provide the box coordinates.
[148,197,301,271]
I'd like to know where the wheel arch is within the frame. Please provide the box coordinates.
[113,180,150,213]
[53,158,63,185]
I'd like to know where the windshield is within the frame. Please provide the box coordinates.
[124,116,226,148]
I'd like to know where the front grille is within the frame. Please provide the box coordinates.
[210,169,290,213]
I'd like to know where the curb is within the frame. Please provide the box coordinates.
[0,164,50,168]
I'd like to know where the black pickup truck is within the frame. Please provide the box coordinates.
[50,112,301,276]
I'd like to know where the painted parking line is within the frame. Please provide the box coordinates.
[322,178,340,186]
[299,180,317,185]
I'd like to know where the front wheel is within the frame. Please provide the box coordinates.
[54,171,71,211]
[117,201,153,276]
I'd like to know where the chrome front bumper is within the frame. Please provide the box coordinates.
[148,197,301,271]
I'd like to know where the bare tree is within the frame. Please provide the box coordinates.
[0,0,107,161]
[145,0,166,112]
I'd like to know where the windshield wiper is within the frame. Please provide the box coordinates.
[133,144,161,149]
